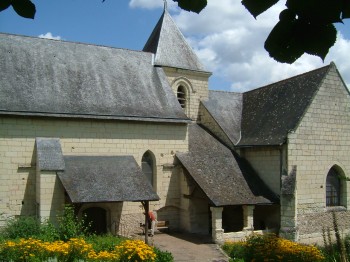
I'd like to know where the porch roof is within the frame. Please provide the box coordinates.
[57,155,160,203]
[177,124,278,206]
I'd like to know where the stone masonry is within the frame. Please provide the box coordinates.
[288,65,350,244]
[0,117,188,230]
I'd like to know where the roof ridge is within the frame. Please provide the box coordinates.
[0,32,148,54]
[210,90,241,94]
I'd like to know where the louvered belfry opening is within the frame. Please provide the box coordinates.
[177,85,186,109]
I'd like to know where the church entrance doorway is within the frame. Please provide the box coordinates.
[83,207,107,235]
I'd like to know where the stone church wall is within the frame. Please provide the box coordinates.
[0,116,188,232]
[163,67,210,121]
[240,147,281,195]
[287,65,350,244]
[179,168,210,234]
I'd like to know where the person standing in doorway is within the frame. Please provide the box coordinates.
[148,210,157,236]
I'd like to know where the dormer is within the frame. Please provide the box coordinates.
[143,6,211,120]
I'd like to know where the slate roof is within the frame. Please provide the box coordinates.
[202,91,243,145]
[57,156,160,203]
[204,64,332,147]
[143,9,207,72]
[176,124,277,206]
[237,64,331,146]
[36,138,65,171]
[0,33,188,123]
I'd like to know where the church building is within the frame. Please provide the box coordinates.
[1,7,350,244]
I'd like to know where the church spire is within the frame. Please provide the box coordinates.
[143,3,207,72]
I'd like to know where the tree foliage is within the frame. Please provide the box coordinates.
[1,0,349,64]
[0,0,36,19]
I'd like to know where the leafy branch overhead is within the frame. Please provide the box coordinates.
[182,0,348,63]
[0,0,36,19]
[2,0,349,64]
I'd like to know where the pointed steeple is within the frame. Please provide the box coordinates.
[143,7,207,72]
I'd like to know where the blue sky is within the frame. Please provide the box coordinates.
[0,1,161,50]
[1,0,349,91]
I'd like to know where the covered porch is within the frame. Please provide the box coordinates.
[176,124,279,243]
[210,205,279,243]
[35,137,159,242]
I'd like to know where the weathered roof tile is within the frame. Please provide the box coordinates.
[205,65,332,147]
[0,33,188,123]
[202,91,242,145]
[143,10,207,72]
[238,65,331,146]
[58,156,160,203]
[36,138,65,171]
[177,124,277,206]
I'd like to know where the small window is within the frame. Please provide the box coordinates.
[142,151,154,187]
[177,85,186,109]
[326,168,341,206]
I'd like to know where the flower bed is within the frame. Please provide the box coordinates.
[222,233,325,262]
[0,238,164,262]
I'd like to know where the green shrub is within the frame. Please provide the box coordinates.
[222,241,245,261]
[345,235,350,260]
[0,205,91,242]
[247,234,324,262]
[38,219,60,241]
[0,237,173,262]
[322,212,350,262]
[1,216,41,239]
[86,234,124,252]
[154,247,174,262]
[0,209,175,261]
[228,258,244,262]
[57,205,91,241]
[223,234,325,262]
[222,241,235,254]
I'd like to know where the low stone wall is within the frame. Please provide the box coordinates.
[298,209,350,245]
[215,228,279,244]
[118,213,144,238]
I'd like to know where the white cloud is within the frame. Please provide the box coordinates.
[131,0,350,91]
[129,0,177,11]
[38,32,62,40]
[325,32,350,88]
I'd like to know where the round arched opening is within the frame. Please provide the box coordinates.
[326,166,344,207]
[83,207,107,235]
[142,150,155,188]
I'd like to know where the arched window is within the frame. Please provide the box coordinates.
[326,167,341,206]
[142,151,155,188]
[177,85,186,109]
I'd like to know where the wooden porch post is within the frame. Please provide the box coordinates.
[143,201,149,244]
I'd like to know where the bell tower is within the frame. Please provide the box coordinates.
[143,3,211,120]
